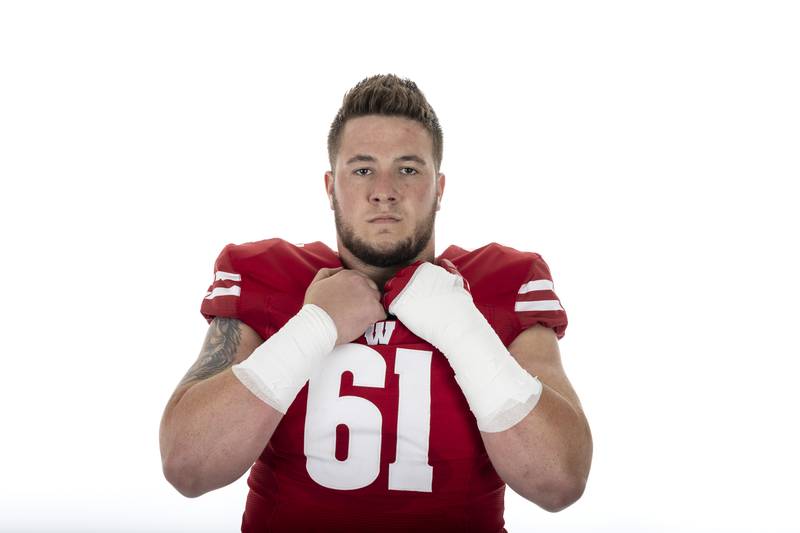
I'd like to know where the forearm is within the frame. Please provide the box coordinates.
[481,383,592,512]
[160,369,283,498]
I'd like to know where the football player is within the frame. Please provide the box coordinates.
[159,74,592,532]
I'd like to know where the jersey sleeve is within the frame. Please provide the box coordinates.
[200,244,242,323]
[514,253,568,339]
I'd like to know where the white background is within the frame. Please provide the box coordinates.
[1,1,798,532]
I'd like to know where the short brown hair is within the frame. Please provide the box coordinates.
[327,74,443,174]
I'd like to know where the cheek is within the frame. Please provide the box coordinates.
[333,183,358,209]
[409,184,435,206]
[335,190,369,225]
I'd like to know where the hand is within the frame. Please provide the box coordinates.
[385,261,475,349]
[304,267,387,345]
[386,261,543,433]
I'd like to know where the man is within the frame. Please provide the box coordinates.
[159,74,592,532]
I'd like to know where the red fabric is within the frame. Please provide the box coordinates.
[438,242,568,341]
[200,239,567,532]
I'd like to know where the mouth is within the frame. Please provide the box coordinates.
[368,215,402,223]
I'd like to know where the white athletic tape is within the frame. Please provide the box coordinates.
[231,304,337,414]
[389,262,542,432]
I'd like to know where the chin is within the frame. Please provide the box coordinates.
[369,239,404,254]
[369,230,404,243]
[336,211,431,268]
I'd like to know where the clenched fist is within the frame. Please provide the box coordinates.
[304,267,387,345]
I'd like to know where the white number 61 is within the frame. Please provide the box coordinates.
[304,343,434,493]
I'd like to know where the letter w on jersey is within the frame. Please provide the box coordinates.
[364,321,396,346]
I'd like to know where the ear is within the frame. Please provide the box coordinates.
[324,171,335,210]
[436,172,445,210]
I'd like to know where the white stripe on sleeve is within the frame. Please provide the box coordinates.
[215,270,242,282]
[205,285,241,299]
[518,279,554,294]
[515,300,564,312]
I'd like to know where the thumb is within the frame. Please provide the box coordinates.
[311,266,344,284]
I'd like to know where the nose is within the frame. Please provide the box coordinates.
[368,171,398,204]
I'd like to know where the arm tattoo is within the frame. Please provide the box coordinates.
[179,317,243,387]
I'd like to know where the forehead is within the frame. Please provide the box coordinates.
[338,115,433,161]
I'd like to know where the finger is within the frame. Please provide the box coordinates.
[311,266,344,283]
[349,269,380,291]
[437,258,459,275]
[373,302,388,321]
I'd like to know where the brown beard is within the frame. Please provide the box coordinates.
[333,195,437,268]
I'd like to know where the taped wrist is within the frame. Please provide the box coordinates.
[231,304,337,414]
[441,302,543,433]
[390,263,543,433]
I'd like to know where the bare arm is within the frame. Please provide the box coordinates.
[160,266,385,498]
[480,325,593,512]
[159,317,283,498]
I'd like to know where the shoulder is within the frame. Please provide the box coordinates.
[218,238,341,291]
[203,238,341,335]
[438,242,567,341]
[440,241,544,268]
[220,238,339,267]
[438,242,548,303]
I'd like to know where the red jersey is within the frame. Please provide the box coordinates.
[200,239,568,532]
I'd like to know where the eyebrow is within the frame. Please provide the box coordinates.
[345,154,427,166]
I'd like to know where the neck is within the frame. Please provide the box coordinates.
[336,240,436,293]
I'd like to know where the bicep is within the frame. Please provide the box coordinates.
[508,324,585,415]
[169,317,264,403]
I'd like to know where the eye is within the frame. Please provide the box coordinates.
[400,167,418,176]
[354,168,371,176]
